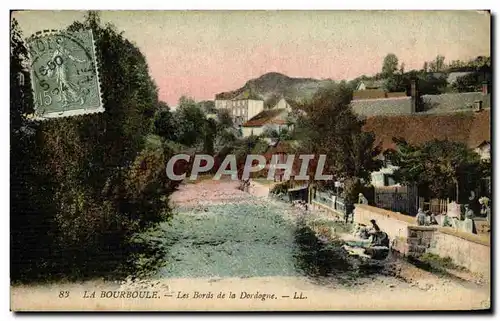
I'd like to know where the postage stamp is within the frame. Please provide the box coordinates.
[26,29,103,120]
[10,10,491,312]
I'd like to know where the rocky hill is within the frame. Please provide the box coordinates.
[215,72,333,107]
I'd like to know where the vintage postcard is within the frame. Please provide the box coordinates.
[10,10,491,311]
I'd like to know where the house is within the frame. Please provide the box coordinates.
[351,79,491,117]
[205,113,217,120]
[240,108,290,138]
[269,98,293,111]
[356,80,385,91]
[361,109,490,215]
[363,109,491,188]
[351,80,419,116]
[214,99,264,126]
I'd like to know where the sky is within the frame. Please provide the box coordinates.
[13,10,491,106]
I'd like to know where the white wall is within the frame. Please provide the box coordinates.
[215,99,228,110]
[248,100,264,120]
[216,99,264,124]
[475,144,490,161]
[241,126,264,137]
[357,82,366,90]
[371,165,400,187]
[272,98,292,111]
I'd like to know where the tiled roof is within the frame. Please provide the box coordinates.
[362,109,490,150]
[421,92,490,114]
[351,92,491,116]
[468,110,491,147]
[351,97,412,116]
[359,80,385,89]
[242,109,287,127]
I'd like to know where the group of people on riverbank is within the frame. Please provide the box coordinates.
[346,219,391,260]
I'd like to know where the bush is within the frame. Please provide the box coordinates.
[270,181,292,195]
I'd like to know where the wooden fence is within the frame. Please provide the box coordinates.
[374,185,419,215]
[311,190,346,215]
[418,197,448,215]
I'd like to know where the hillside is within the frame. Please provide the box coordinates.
[215,72,333,107]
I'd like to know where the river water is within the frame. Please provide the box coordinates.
[136,181,393,286]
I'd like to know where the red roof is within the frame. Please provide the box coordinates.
[242,109,287,127]
[362,110,491,150]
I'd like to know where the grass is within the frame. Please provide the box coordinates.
[419,253,466,271]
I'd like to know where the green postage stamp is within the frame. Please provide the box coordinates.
[26,29,103,120]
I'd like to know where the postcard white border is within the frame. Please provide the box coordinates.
[3,1,499,321]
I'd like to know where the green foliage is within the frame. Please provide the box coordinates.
[451,72,491,93]
[382,74,406,93]
[447,56,491,72]
[152,104,178,141]
[428,55,446,72]
[11,12,174,282]
[381,53,399,78]
[174,96,206,147]
[418,253,466,272]
[294,83,382,184]
[203,117,217,155]
[342,177,363,205]
[251,139,270,154]
[232,135,262,163]
[270,181,292,195]
[216,109,233,128]
[389,138,483,202]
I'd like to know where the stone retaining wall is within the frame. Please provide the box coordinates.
[354,204,490,277]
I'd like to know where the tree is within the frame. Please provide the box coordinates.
[152,103,178,141]
[452,71,491,93]
[203,117,217,155]
[11,12,173,282]
[428,55,446,72]
[10,18,54,281]
[174,96,206,147]
[381,53,399,78]
[217,109,233,129]
[399,63,405,75]
[294,83,382,186]
[389,138,483,202]
[422,62,429,73]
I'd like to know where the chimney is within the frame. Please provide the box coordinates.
[482,81,489,95]
[410,79,419,113]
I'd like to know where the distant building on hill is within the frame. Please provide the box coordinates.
[214,99,264,126]
[356,80,385,91]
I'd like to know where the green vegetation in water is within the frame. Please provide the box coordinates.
[308,219,354,234]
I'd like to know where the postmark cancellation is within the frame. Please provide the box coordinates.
[26,29,104,120]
